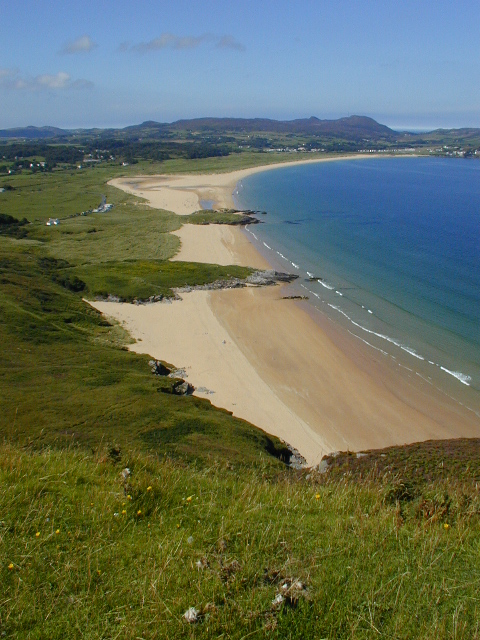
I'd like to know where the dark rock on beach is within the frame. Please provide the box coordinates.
[149,360,171,376]
[97,270,299,306]
[175,270,298,295]
[246,270,299,286]
[159,378,195,396]
[172,380,195,396]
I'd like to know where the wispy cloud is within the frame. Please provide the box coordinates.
[215,35,246,52]
[117,41,131,53]
[60,35,97,55]
[123,33,245,53]
[0,69,94,91]
[130,33,210,53]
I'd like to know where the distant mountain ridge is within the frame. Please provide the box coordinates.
[0,116,398,140]
[0,125,68,139]
[131,115,398,140]
[1,117,479,145]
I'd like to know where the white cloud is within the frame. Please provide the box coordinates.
[0,69,93,91]
[125,33,245,53]
[36,72,71,89]
[131,33,210,53]
[60,35,97,55]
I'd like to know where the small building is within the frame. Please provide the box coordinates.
[46,218,59,226]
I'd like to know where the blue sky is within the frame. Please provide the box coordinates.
[1,0,479,129]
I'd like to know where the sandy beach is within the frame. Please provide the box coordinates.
[99,158,480,465]
[108,155,371,216]
[170,224,269,268]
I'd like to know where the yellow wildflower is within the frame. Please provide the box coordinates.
[186,496,193,502]
[8,563,14,570]
[55,529,60,535]
[315,493,321,500]
[35,531,40,538]
[127,495,132,501]
[137,509,142,516]
[444,523,450,530]
[147,486,152,492]
[122,509,127,515]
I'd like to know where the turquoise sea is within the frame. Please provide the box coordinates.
[234,157,480,415]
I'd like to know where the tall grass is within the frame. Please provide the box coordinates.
[2,443,480,638]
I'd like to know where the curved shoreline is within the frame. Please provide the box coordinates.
[108,153,385,215]
[100,157,480,465]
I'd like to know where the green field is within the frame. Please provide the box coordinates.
[1,160,480,638]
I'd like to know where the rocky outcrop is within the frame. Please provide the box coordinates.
[172,380,195,396]
[175,270,298,295]
[150,360,195,395]
[149,359,171,376]
[285,445,308,469]
[96,271,298,305]
[246,270,298,285]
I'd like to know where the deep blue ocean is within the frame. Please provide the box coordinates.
[234,157,480,412]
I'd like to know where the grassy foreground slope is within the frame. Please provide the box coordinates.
[1,161,480,638]
[2,442,480,639]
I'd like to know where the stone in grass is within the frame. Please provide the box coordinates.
[272,593,285,607]
[183,607,199,623]
[120,468,131,481]
[272,579,308,609]
[195,557,208,570]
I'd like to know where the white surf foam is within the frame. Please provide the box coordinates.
[318,280,334,290]
[327,304,424,360]
[440,367,471,386]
